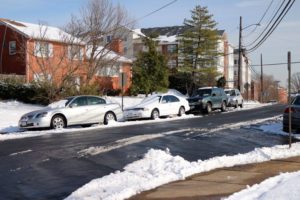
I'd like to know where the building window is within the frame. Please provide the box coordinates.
[123,47,127,55]
[9,41,16,55]
[33,73,52,82]
[167,59,177,68]
[234,60,238,65]
[167,45,177,54]
[34,41,53,57]
[107,35,111,43]
[97,65,121,77]
[68,45,84,60]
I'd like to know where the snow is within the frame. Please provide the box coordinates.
[1,19,83,44]
[157,35,177,43]
[225,171,300,200]
[66,143,300,200]
[47,100,68,109]
[259,123,300,139]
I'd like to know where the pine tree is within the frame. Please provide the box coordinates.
[178,5,222,95]
[131,34,169,96]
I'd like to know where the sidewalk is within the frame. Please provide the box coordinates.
[128,156,300,200]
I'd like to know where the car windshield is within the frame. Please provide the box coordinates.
[47,98,73,109]
[191,89,211,97]
[293,96,300,105]
[225,90,236,96]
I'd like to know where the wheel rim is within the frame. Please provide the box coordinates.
[152,110,159,119]
[52,117,64,129]
[179,107,185,116]
[106,113,115,122]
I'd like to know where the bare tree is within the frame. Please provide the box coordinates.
[16,22,85,100]
[291,72,300,93]
[65,0,135,87]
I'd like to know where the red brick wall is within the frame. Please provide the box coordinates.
[278,88,287,103]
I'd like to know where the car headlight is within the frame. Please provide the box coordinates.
[36,112,48,118]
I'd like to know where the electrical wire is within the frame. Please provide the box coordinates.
[247,0,295,53]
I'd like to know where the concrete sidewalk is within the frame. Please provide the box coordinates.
[128,156,300,200]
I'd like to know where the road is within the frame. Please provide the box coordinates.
[0,104,288,200]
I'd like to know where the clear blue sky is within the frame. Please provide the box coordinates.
[0,0,299,87]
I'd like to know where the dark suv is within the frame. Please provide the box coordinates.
[187,87,228,113]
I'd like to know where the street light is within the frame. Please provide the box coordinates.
[237,16,260,92]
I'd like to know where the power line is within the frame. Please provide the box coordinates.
[244,0,274,38]
[247,0,295,53]
[251,61,300,67]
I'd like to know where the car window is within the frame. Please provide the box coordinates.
[88,96,106,105]
[65,97,75,106]
[70,96,88,107]
[231,90,236,96]
[192,89,212,97]
[293,96,300,105]
[169,95,180,102]
[161,96,169,103]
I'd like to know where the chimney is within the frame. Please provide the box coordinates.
[110,38,123,56]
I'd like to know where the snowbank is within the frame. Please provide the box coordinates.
[66,143,300,200]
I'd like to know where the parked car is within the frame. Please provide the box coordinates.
[224,89,244,108]
[124,94,190,120]
[283,95,300,133]
[19,95,123,129]
[187,87,227,113]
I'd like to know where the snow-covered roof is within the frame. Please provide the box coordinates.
[85,46,132,63]
[0,19,83,44]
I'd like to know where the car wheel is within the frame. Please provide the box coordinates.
[221,101,227,112]
[51,115,66,129]
[283,126,289,133]
[178,106,185,116]
[104,112,116,125]
[234,101,238,108]
[151,109,160,119]
[206,102,212,114]
[240,101,243,108]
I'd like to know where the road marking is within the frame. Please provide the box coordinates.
[78,129,191,157]
[9,149,32,156]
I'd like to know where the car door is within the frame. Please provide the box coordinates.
[169,95,181,115]
[159,95,170,116]
[65,96,89,125]
[83,96,107,123]
[211,88,221,108]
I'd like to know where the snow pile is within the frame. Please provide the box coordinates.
[0,101,43,133]
[66,143,300,200]
[259,123,300,139]
[226,171,300,200]
[157,35,177,42]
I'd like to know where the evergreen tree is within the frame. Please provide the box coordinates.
[178,5,222,95]
[131,34,169,96]
[216,76,226,88]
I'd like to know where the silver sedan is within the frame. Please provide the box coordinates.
[19,95,123,129]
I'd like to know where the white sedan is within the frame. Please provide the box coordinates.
[19,95,123,129]
[124,94,190,120]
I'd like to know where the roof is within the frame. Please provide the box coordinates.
[0,18,83,44]
[85,46,132,64]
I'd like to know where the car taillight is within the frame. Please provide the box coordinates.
[284,107,295,113]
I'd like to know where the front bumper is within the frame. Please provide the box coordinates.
[188,102,205,112]
[19,117,50,129]
[124,110,150,120]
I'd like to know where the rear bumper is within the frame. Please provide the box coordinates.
[283,114,300,129]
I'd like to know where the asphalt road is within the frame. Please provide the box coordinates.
[0,104,288,200]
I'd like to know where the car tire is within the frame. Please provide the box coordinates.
[221,101,227,112]
[151,109,160,119]
[51,115,66,129]
[240,101,243,108]
[206,102,212,114]
[178,106,185,116]
[234,101,238,108]
[104,112,116,125]
[283,126,289,133]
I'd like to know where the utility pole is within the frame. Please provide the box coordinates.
[260,54,263,103]
[238,16,242,91]
[288,51,292,148]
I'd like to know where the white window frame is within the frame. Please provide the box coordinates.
[97,65,121,77]
[9,41,16,55]
[33,73,52,82]
[68,45,84,60]
[34,41,53,58]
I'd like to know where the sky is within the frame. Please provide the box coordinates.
[0,0,299,87]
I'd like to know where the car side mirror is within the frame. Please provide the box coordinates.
[212,93,216,97]
[162,100,167,104]
[70,103,78,108]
